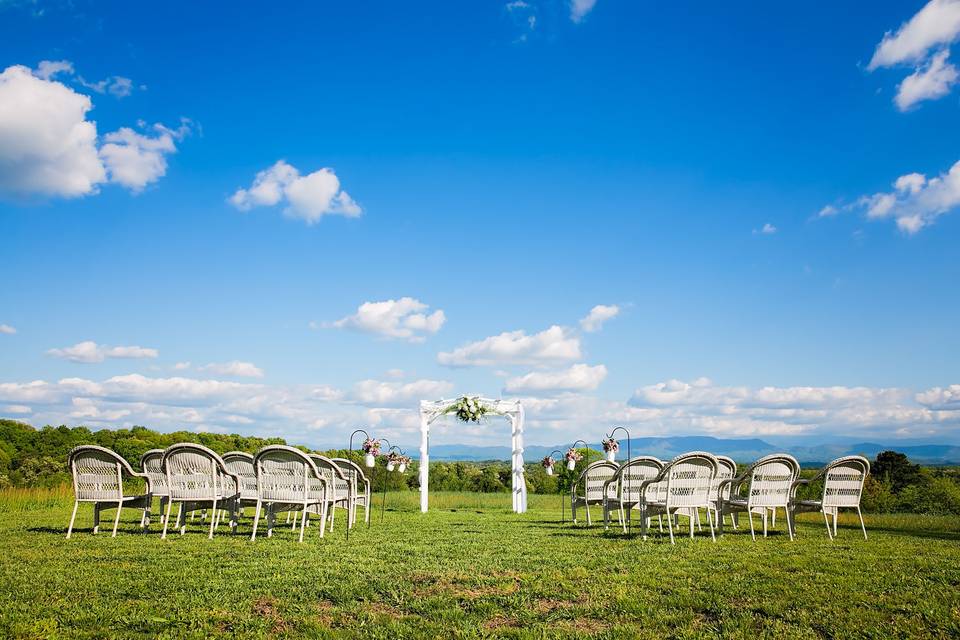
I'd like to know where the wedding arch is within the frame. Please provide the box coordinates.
[418,397,527,513]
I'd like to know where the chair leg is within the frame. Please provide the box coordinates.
[822,510,833,540]
[640,508,648,540]
[708,508,716,542]
[667,509,675,544]
[620,505,628,534]
[657,515,663,532]
[161,499,174,539]
[586,502,592,526]
[319,501,328,538]
[689,511,694,539]
[208,499,218,539]
[93,503,100,535]
[267,505,275,538]
[718,507,724,537]
[771,509,777,528]
[856,507,867,540]
[762,509,768,537]
[695,508,702,532]
[299,504,308,543]
[832,511,838,536]
[178,504,186,535]
[251,500,263,541]
[748,511,756,541]
[111,501,123,537]
[66,500,80,539]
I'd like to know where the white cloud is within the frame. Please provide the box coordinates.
[331,298,445,342]
[0,64,105,198]
[78,75,135,98]
[351,378,454,407]
[173,361,191,370]
[0,324,16,335]
[895,49,958,110]
[841,159,960,233]
[438,325,581,367]
[99,120,190,192]
[570,0,598,23]
[3,404,31,415]
[0,63,184,199]
[46,341,158,364]
[504,363,607,395]
[869,0,960,70]
[916,384,960,410]
[754,223,777,235]
[229,160,362,225]
[817,205,839,218]
[34,60,74,80]
[199,361,264,378]
[579,304,620,333]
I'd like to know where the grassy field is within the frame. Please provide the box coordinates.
[0,488,958,639]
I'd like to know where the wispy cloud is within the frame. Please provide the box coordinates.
[579,304,619,332]
[438,325,581,367]
[46,341,158,364]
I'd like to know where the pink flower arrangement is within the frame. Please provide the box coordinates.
[601,437,619,453]
[362,438,381,456]
[541,456,555,469]
[565,448,583,462]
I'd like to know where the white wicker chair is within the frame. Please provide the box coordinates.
[251,445,328,542]
[602,456,663,532]
[221,451,258,527]
[717,453,800,541]
[634,451,719,543]
[709,455,738,528]
[139,449,169,528]
[66,445,151,539]
[571,460,618,526]
[309,454,354,531]
[160,443,240,540]
[331,457,371,526]
[789,455,870,540]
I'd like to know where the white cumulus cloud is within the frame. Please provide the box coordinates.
[579,304,620,333]
[895,49,958,110]
[868,1,960,109]
[848,159,960,233]
[504,363,607,395]
[351,378,454,407]
[229,160,362,225]
[199,361,264,378]
[0,324,16,335]
[330,298,445,342]
[438,325,581,367]
[0,63,186,199]
[46,341,159,364]
[869,0,960,69]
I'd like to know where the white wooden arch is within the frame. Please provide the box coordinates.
[418,397,526,513]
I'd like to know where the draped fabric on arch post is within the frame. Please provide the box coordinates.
[418,398,527,513]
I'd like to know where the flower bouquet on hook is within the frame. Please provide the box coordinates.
[564,447,583,471]
[386,450,402,472]
[541,455,556,476]
[602,437,619,462]
[362,438,381,467]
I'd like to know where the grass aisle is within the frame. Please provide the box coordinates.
[0,491,958,638]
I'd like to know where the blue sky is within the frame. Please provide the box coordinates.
[1,0,959,449]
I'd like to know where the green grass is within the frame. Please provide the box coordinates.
[0,489,958,639]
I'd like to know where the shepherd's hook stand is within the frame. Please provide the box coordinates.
[606,426,632,534]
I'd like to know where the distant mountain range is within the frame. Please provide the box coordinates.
[425,437,960,465]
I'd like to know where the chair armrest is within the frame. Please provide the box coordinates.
[225,472,241,495]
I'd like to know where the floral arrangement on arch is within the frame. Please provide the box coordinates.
[362,438,381,456]
[451,396,488,423]
[601,437,619,453]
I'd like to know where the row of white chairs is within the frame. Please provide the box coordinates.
[66,443,371,542]
[570,451,870,543]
